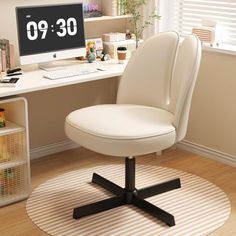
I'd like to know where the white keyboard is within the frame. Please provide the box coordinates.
[43,68,98,80]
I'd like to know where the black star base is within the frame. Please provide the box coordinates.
[73,157,181,227]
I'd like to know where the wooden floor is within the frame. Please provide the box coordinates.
[0,147,235,236]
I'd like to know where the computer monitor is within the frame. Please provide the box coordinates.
[16,3,86,68]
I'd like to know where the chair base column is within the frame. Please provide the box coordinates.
[73,157,181,227]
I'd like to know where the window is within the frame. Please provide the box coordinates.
[159,0,236,47]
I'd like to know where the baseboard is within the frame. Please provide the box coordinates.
[176,140,236,167]
[30,139,79,160]
[30,139,236,167]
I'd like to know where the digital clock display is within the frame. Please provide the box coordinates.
[16,4,85,56]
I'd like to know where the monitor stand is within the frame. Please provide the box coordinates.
[39,62,66,72]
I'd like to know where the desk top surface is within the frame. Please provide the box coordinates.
[0,59,127,98]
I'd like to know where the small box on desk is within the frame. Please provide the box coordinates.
[103,40,142,59]
[102,33,126,42]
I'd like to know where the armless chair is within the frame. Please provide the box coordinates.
[65,31,202,227]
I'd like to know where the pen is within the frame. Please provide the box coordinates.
[7,72,22,77]
[96,68,106,71]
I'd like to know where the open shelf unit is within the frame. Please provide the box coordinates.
[0,97,30,207]
[0,121,25,136]
[0,160,27,170]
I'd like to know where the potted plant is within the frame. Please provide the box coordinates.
[120,0,160,48]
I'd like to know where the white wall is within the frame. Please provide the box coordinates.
[186,50,236,156]
[23,78,118,149]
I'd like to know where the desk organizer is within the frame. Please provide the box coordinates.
[0,97,30,207]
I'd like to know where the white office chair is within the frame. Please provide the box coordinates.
[65,31,202,226]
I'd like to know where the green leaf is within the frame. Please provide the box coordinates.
[120,0,161,41]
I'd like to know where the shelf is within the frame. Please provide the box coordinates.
[0,160,27,170]
[0,193,29,207]
[0,121,25,136]
[0,97,30,207]
[84,15,131,22]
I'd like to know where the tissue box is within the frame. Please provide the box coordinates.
[102,33,126,42]
[103,39,142,59]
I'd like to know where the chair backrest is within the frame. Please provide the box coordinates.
[116,31,179,109]
[117,32,202,142]
[170,35,201,141]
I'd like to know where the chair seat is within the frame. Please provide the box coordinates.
[65,104,176,156]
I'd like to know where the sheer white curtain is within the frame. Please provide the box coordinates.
[142,0,159,39]
[158,0,176,32]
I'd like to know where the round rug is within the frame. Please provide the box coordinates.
[27,164,230,236]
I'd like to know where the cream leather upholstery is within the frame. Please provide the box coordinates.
[65,105,175,156]
[65,31,201,157]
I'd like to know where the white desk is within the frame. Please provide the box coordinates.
[0,59,127,98]
[0,59,127,205]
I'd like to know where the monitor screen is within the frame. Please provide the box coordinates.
[16,3,86,65]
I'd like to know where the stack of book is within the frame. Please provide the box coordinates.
[0,39,14,72]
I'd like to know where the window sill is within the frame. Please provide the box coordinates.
[202,43,236,56]
[179,36,236,56]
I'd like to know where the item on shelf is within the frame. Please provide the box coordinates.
[102,32,126,42]
[0,39,10,69]
[4,167,16,195]
[117,46,127,64]
[83,0,102,18]
[9,44,15,69]
[192,19,219,47]
[0,137,11,162]
[100,51,110,61]
[102,0,117,16]
[192,26,215,45]
[0,39,15,70]
[0,49,7,72]
[125,29,132,39]
[103,39,142,59]
[0,108,6,128]
[0,170,4,195]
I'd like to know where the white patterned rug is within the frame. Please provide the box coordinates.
[27,164,230,236]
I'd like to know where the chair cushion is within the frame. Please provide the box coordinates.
[65,104,176,156]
